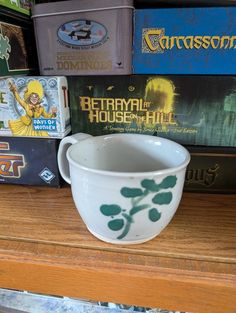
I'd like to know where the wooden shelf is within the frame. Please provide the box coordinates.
[0,184,235,313]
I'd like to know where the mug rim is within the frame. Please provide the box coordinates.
[66,133,191,177]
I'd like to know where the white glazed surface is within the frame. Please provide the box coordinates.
[58,133,190,244]
[68,134,189,174]
[70,166,186,244]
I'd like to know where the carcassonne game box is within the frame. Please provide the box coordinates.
[133,7,236,74]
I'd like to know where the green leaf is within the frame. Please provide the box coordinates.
[100,204,122,216]
[149,208,161,222]
[120,187,143,198]
[130,204,150,216]
[141,179,160,192]
[152,192,173,205]
[108,219,124,231]
[159,176,177,189]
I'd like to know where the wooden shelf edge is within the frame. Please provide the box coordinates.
[0,239,235,313]
[0,234,235,264]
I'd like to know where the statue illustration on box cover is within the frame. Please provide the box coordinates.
[8,80,57,136]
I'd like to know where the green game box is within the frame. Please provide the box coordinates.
[0,5,38,76]
[0,0,34,16]
[68,75,236,147]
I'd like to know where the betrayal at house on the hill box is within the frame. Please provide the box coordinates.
[68,75,236,147]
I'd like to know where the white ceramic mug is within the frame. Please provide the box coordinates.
[58,133,190,245]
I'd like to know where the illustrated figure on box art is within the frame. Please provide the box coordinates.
[8,80,57,136]
[140,77,177,131]
[144,77,176,113]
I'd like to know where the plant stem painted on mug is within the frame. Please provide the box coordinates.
[100,175,177,240]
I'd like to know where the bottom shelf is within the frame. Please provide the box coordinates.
[0,288,152,313]
[0,184,235,313]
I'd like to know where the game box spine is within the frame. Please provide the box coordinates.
[184,146,236,193]
[0,136,63,187]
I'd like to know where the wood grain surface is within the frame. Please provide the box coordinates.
[0,184,235,313]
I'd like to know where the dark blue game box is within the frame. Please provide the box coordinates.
[0,137,62,187]
[133,7,236,74]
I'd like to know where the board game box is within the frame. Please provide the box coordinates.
[67,75,236,147]
[0,136,62,187]
[184,146,236,193]
[133,7,236,74]
[0,0,34,16]
[0,76,71,138]
[0,5,38,76]
[32,0,133,75]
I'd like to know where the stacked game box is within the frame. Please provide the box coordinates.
[67,75,236,147]
[132,6,236,74]
[0,137,62,187]
[185,146,236,194]
[0,76,70,138]
[0,0,38,76]
[31,0,134,76]
[0,0,34,16]
[0,75,71,187]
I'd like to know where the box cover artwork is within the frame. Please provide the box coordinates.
[0,76,71,138]
[0,137,62,187]
[68,75,236,147]
[0,6,38,76]
[32,0,133,75]
[133,7,236,74]
[0,0,34,16]
[184,146,236,193]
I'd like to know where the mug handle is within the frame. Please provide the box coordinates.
[57,133,92,184]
